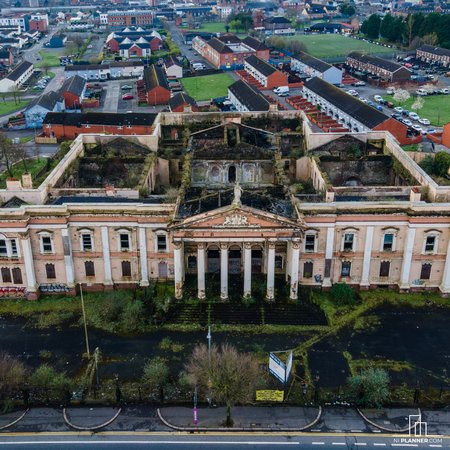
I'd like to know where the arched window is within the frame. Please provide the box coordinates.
[12,268,22,284]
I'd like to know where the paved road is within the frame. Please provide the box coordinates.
[0,433,447,449]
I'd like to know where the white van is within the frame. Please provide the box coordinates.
[416,89,428,96]
[273,86,289,95]
[192,63,206,71]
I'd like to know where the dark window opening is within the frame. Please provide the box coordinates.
[303,261,313,278]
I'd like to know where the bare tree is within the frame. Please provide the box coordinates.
[0,131,28,177]
[0,353,28,396]
[40,61,51,76]
[185,343,260,427]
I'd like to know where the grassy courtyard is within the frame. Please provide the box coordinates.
[181,73,235,101]
[385,94,450,126]
[36,49,65,68]
[286,34,394,59]
[0,158,48,189]
[0,100,29,116]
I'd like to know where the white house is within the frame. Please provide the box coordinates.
[0,60,34,93]
[291,52,342,85]
[164,56,183,79]
[24,91,64,129]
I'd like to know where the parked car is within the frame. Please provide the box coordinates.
[409,112,420,121]
[441,88,449,95]
[354,81,366,86]
[347,89,358,96]
[122,94,134,100]
[419,118,430,125]
[402,119,412,126]
[412,124,422,132]
[401,110,410,116]
[416,89,428,96]
[386,88,394,95]
[375,105,383,111]
[121,85,133,90]
[391,113,401,120]
[374,94,383,102]
[386,101,394,108]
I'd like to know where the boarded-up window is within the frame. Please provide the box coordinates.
[45,263,56,279]
[420,263,432,280]
[379,261,390,277]
[85,261,95,277]
[303,261,313,278]
[1,267,11,283]
[12,268,22,284]
[121,261,131,277]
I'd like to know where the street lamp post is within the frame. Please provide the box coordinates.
[79,283,90,358]
[206,326,212,407]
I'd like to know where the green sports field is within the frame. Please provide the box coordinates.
[181,73,235,101]
[286,34,395,59]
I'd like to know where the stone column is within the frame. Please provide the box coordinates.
[400,227,416,290]
[101,226,113,286]
[174,241,183,299]
[290,239,300,300]
[323,226,335,288]
[197,242,206,299]
[21,233,37,299]
[139,227,149,287]
[266,241,276,301]
[220,243,228,300]
[440,237,450,294]
[61,227,75,288]
[285,241,292,282]
[243,242,252,297]
[361,226,374,288]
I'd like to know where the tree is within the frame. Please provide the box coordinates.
[339,3,356,17]
[0,353,28,395]
[347,368,390,408]
[40,62,51,76]
[330,283,356,306]
[393,88,410,104]
[432,152,450,177]
[287,40,307,56]
[0,131,28,178]
[361,14,381,39]
[142,357,170,402]
[185,343,259,427]
[411,96,424,112]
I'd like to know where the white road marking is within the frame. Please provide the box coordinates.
[351,430,363,432]
[311,442,325,445]
[429,445,442,448]
[331,443,346,446]
[391,444,418,447]
[311,429,322,432]
[373,444,386,446]
[373,430,381,432]
[0,442,300,446]
[354,443,367,446]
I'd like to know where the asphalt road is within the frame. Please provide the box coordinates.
[0,433,447,449]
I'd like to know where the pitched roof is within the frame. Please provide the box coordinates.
[26,90,62,111]
[228,79,270,112]
[110,60,144,67]
[208,37,232,54]
[292,50,333,73]
[304,77,389,129]
[6,60,32,81]
[143,64,169,91]
[168,92,197,111]
[417,44,450,58]
[59,74,85,97]
[347,52,408,73]
[65,63,106,71]
[43,112,157,127]
[245,54,276,76]
[264,16,291,24]
[216,33,242,44]
[242,36,268,51]
[164,55,181,68]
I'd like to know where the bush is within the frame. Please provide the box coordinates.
[100,293,126,322]
[346,368,390,408]
[31,364,71,391]
[121,300,146,333]
[331,283,357,306]
[142,357,170,391]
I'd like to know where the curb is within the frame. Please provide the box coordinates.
[0,409,29,431]
[157,406,322,432]
[63,407,122,431]
[357,408,421,433]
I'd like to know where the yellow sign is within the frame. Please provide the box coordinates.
[255,390,284,402]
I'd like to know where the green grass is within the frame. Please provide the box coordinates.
[0,100,29,116]
[36,49,65,68]
[286,34,394,59]
[181,73,235,101]
[385,94,450,127]
[0,158,48,189]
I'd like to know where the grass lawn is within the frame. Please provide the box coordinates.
[0,157,48,189]
[386,94,450,126]
[0,100,29,116]
[36,49,64,68]
[286,34,394,59]
[181,73,235,101]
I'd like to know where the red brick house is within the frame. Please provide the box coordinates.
[192,34,269,69]
[28,13,49,32]
[168,93,199,112]
[141,65,170,106]
[58,75,86,110]
[42,112,157,140]
[107,34,161,53]
[244,55,288,89]
[0,48,13,67]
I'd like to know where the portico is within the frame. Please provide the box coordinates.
[170,204,303,301]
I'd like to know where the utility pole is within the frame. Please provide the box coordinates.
[79,283,90,358]
[206,326,212,407]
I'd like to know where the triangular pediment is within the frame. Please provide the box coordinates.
[171,205,300,231]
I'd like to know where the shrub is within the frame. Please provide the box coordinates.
[100,293,126,322]
[142,357,170,391]
[346,368,390,408]
[331,283,357,306]
[121,300,146,333]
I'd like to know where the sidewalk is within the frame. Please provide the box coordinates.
[0,406,447,435]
